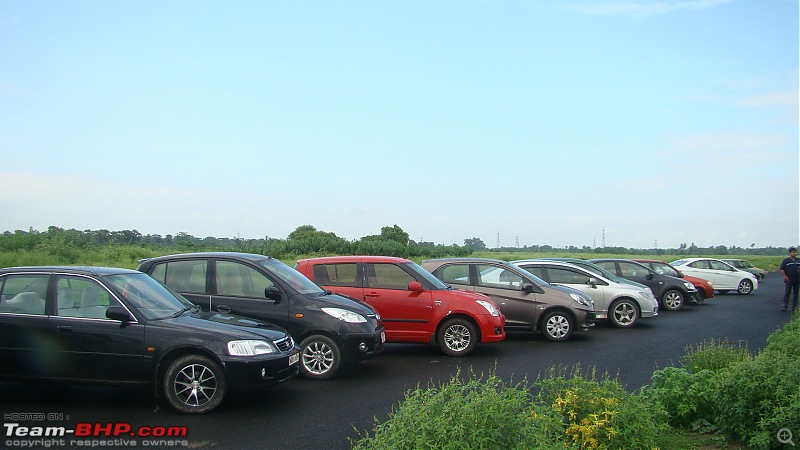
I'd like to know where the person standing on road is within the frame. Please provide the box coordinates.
[780,246,800,312]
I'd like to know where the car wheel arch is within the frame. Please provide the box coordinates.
[536,306,576,331]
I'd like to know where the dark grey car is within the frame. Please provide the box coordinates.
[589,259,698,311]
[421,258,595,342]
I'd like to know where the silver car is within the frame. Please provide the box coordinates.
[513,259,658,328]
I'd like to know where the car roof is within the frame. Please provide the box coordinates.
[423,257,512,264]
[141,252,276,264]
[0,266,139,276]
[297,255,412,264]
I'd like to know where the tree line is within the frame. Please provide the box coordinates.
[0,225,789,261]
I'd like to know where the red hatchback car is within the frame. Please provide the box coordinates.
[634,259,715,302]
[295,256,505,357]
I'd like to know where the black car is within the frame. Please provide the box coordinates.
[137,252,385,380]
[589,259,698,311]
[0,266,300,413]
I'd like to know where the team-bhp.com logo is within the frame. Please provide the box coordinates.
[4,419,188,448]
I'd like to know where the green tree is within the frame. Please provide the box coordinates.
[463,237,487,250]
[379,225,409,244]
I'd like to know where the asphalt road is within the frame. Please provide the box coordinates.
[1,271,793,450]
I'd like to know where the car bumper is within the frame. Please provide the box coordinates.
[221,349,301,391]
[478,315,506,343]
[578,311,596,331]
[341,325,386,363]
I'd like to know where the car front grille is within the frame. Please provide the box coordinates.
[274,336,294,352]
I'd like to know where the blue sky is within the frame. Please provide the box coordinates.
[1,0,797,249]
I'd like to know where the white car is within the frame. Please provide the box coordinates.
[513,259,659,328]
[670,258,758,295]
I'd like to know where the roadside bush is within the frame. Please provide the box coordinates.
[352,368,667,450]
[647,316,800,449]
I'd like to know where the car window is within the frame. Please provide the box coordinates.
[0,274,48,315]
[477,265,523,289]
[438,264,471,285]
[313,263,358,287]
[548,267,591,285]
[593,261,617,274]
[365,263,414,290]
[618,262,647,277]
[217,261,274,297]
[152,260,208,294]
[520,265,546,281]
[709,260,732,271]
[56,276,117,319]
[651,263,679,277]
[689,260,710,269]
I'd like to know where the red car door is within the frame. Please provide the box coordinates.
[361,262,433,342]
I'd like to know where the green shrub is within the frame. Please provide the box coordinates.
[680,339,751,373]
[352,367,667,450]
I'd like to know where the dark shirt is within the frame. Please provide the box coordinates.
[780,257,800,283]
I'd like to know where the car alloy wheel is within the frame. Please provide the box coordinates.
[437,318,477,357]
[737,279,753,295]
[542,310,573,342]
[300,335,341,380]
[610,299,639,328]
[661,290,685,311]
[163,355,226,414]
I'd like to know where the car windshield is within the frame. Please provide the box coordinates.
[403,262,450,289]
[652,263,680,277]
[105,272,196,320]
[259,258,325,295]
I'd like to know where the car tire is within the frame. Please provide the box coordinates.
[737,279,754,295]
[163,354,226,414]
[661,290,685,311]
[437,317,477,357]
[541,310,573,342]
[299,335,341,380]
[609,299,639,328]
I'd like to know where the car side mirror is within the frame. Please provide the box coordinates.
[646,273,655,280]
[265,286,282,303]
[408,281,424,292]
[521,283,535,293]
[587,277,599,287]
[106,306,134,322]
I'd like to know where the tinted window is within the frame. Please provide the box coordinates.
[651,263,679,277]
[618,262,648,277]
[477,265,523,289]
[438,264,471,285]
[593,261,617,274]
[153,260,208,294]
[365,263,414,290]
[217,261,274,297]
[0,274,48,315]
[314,263,358,287]
[520,265,546,280]
[548,267,592,285]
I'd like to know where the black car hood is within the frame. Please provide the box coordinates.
[308,292,376,316]
[156,311,290,341]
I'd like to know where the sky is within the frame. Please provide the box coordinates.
[1,0,798,250]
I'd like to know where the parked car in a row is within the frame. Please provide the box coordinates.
[419,258,596,342]
[294,256,506,356]
[0,266,300,414]
[721,259,767,282]
[589,259,698,311]
[634,259,715,302]
[671,258,759,295]
[137,253,385,380]
[512,259,659,328]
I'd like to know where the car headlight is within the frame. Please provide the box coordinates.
[683,282,694,290]
[228,340,277,356]
[476,300,500,317]
[570,293,593,309]
[322,307,367,323]
[639,290,656,301]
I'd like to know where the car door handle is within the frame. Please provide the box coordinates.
[57,326,72,332]
[364,292,380,298]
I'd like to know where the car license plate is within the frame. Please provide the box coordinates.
[289,352,299,366]
[381,331,386,343]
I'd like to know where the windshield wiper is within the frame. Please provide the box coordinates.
[172,307,192,318]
